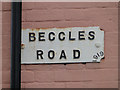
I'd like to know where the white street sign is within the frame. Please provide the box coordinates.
[21,27,104,64]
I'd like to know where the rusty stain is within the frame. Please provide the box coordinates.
[55,27,71,29]
[31,28,52,31]
[21,44,25,49]
[40,28,52,30]
[22,29,26,30]
[22,26,101,31]
[21,44,24,47]
[100,28,104,31]
[31,28,36,31]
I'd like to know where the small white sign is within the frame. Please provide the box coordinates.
[21,27,104,64]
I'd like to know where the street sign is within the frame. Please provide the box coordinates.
[21,27,104,64]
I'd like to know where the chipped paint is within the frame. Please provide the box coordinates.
[22,26,103,31]
[21,27,104,64]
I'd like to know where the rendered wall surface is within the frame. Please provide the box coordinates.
[2,2,118,88]
[2,2,11,88]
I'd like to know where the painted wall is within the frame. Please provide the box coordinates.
[2,2,118,88]
[2,2,11,88]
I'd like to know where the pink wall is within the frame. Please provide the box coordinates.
[2,2,11,88]
[2,2,118,88]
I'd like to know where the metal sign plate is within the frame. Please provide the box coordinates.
[21,27,104,64]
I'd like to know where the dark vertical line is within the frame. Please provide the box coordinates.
[118,1,120,90]
[11,1,22,89]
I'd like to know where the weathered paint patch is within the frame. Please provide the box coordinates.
[21,27,104,64]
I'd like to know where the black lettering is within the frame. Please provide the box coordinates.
[100,51,104,56]
[29,32,36,42]
[88,31,95,40]
[37,50,43,59]
[93,55,98,59]
[69,31,75,41]
[73,50,80,59]
[48,50,55,59]
[49,32,55,41]
[60,50,67,59]
[58,32,65,41]
[79,31,85,40]
[97,53,100,57]
[39,32,45,41]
